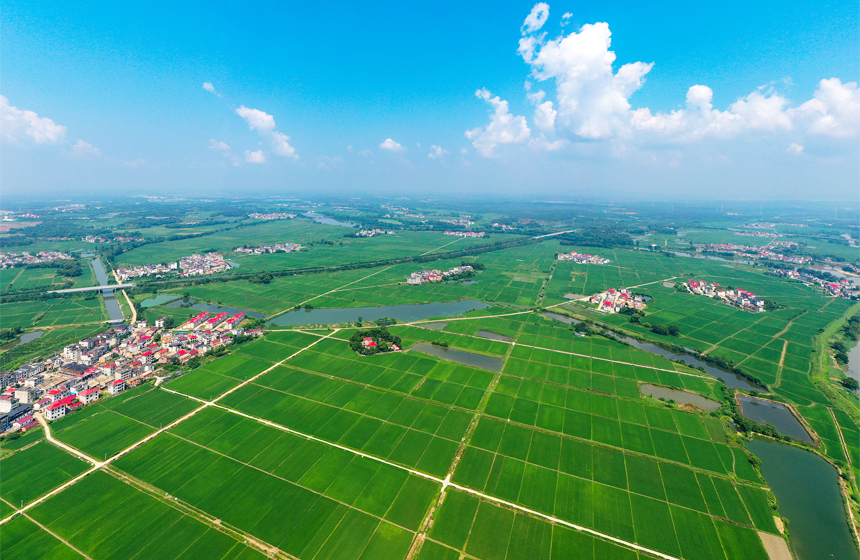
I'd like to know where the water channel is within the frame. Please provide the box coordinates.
[90,258,125,323]
[268,300,489,327]
[410,343,505,372]
[737,396,814,443]
[745,438,859,560]
[640,384,721,411]
[541,311,762,390]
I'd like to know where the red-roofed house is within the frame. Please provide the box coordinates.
[109,379,126,394]
[79,388,100,404]
[45,401,67,421]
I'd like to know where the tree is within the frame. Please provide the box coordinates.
[839,377,859,391]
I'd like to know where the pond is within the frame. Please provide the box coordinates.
[738,396,813,443]
[640,384,721,411]
[304,212,356,228]
[1,331,45,351]
[477,330,514,343]
[746,437,859,560]
[542,312,580,325]
[420,322,448,330]
[459,280,477,285]
[268,300,489,327]
[410,343,504,372]
[141,294,181,308]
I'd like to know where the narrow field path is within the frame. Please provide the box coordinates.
[774,340,789,388]
[266,268,393,320]
[829,407,852,467]
[26,512,96,560]
[419,236,463,256]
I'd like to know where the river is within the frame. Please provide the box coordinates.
[90,258,125,323]
[745,438,859,560]
[541,312,762,390]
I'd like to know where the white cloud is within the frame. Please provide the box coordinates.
[244,150,266,163]
[529,135,565,151]
[71,139,101,157]
[209,139,231,151]
[562,12,572,21]
[787,143,804,155]
[465,89,531,157]
[358,149,372,157]
[461,148,468,154]
[428,145,449,159]
[533,100,557,133]
[202,82,219,96]
[790,78,860,137]
[271,131,299,159]
[235,106,276,132]
[522,3,549,35]
[519,14,653,139]
[0,95,67,145]
[380,138,405,152]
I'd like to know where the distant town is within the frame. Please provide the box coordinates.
[407,265,475,285]
[682,280,768,312]
[0,251,73,268]
[557,250,611,264]
[247,212,296,220]
[116,252,232,281]
[444,230,485,238]
[589,289,648,313]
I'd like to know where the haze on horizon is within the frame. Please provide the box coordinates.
[1,1,858,200]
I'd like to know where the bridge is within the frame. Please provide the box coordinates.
[48,283,137,294]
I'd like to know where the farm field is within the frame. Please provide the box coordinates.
[0,324,105,372]
[0,515,86,560]
[28,471,266,560]
[0,439,89,508]
[52,387,199,459]
[0,297,107,329]
[0,263,97,292]
[6,213,856,560]
[114,217,520,270]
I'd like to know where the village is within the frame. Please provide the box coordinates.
[407,265,475,285]
[697,243,812,265]
[557,250,611,264]
[682,279,768,312]
[234,242,302,254]
[355,229,394,237]
[444,230,485,238]
[115,252,232,281]
[768,268,859,299]
[588,289,648,313]
[247,212,296,220]
[0,250,73,268]
[82,235,144,243]
[0,310,262,436]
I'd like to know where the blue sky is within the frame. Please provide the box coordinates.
[2,1,858,200]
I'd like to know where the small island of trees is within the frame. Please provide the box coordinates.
[349,327,402,356]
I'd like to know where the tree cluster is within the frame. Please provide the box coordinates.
[349,327,401,355]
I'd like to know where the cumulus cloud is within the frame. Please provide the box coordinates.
[522,3,549,34]
[271,131,299,159]
[71,139,101,157]
[428,145,449,159]
[209,139,240,166]
[790,78,860,137]
[209,139,231,151]
[202,82,221,96]
[233,106,299,160]
[1,95,67,145]
[236,106,276,132]
[787,143,804,155]
[519,16,653,139]
[380,138,405,152]
[244,150,266,163]
[466,89,531,157]
[471,4,860,153]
